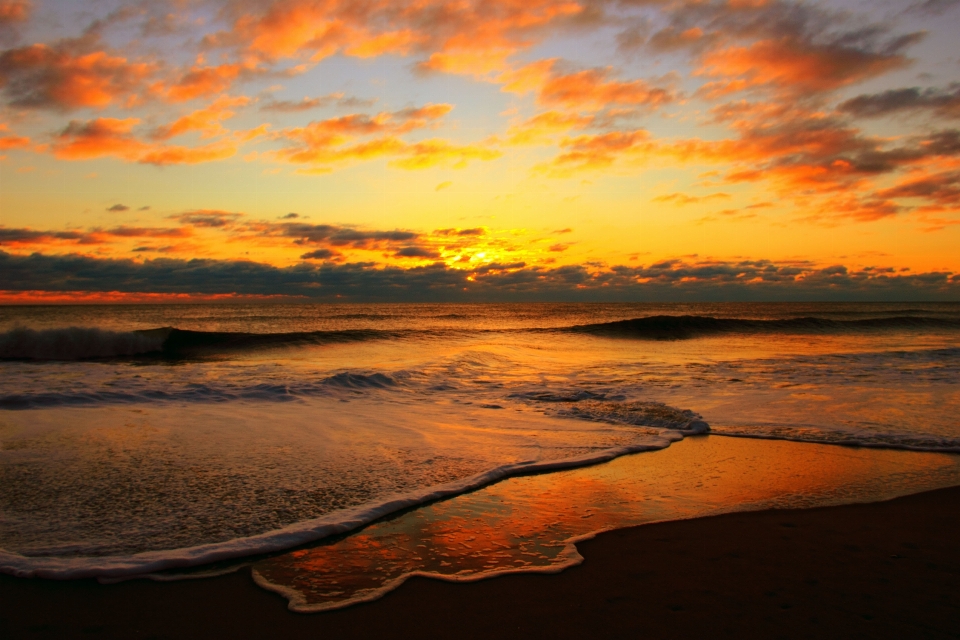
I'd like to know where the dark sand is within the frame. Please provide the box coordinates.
[2,485,959,639]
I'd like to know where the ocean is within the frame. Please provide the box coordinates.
[2,302,959,609]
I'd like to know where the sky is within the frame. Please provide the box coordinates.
[1,0,959,302]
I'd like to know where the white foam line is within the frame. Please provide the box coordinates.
[0,435,682,581]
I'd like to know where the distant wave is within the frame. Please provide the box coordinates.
[0,327,166,360]
[3,314,959,360]
[568,315,960,340]
[0,326,402,360]
[158,327,397,355]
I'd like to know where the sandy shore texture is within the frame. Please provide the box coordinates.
[1,484,958,639]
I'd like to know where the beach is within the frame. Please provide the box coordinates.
[2,303,960,635]
[2,483,958,639]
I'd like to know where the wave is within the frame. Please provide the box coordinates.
[4,312,959,361]
[0,327,166,360]
[0,372,404,409]
[0,326,402,361]
[0,436,680,580]
[568,315,960,340]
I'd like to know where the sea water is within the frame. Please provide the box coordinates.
[1,303,959,598]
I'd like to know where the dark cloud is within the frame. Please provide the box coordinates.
[1,251,958,301]
[434,227,485,236]
[280,213,299,219]
[300,248,342,261]
[260,93,376,112]
[631,0,924,97]
[269,222,420,248]
[394,246,441,259]
[838,86,960,119]
[906,0,960,15]
[0,228,90,244]
[107,203,129,212]
[172,210,244,228]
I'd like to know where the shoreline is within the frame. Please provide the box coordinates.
[2,483,959,639]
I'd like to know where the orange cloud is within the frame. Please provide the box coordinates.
[137,142,238,166]
[389,139,501,170]
[0,44,155,110]
[159,63,249,103]
[0,123,28,149]
[507,111,593,145]
[0,0,29,24]
[538,68,673,109]
[151,95,251,140]
[698,37,913,96]
[213,0,583,78]
[498,59,674,112]
[653,192,731,206]
[52,117,144,160]
[51,117,239,166]
[272,103,495,171]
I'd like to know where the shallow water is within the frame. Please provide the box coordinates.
[250,436,960,612]
[1,302,958,580]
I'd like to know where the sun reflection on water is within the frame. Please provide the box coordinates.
[252,435,960,612]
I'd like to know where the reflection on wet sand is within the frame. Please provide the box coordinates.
[251,435,960,612]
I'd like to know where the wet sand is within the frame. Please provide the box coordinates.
[2,483,958,639]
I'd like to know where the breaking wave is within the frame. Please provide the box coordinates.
[568,315,960,340]
[4,313,958,361]
[0,327,166,360]
[0,326,402,360]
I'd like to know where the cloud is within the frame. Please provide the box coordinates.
[172,210,245,228]
[159,63,251,103]
[0,40,155,110]
[273,103,500,171]
[652,192,731,206]
[251,221,421,251]
[0,224,191,247]
[300,248,342,261]
[499,59,674,112]
[211,0,585,80]
[0,128,28,149]
[698,34,920,97]
[0,0,29,25]
[838,86,960,119]
[151,95,251,140]
[394,246,441,259]
[434,227,485,236]
[51,117,239,165]
[2,250,957,302]
[0,1,29,44]
[507,111,593,145]
[260,93,376,112]
[107,204,129,212]
[906,0,960,15]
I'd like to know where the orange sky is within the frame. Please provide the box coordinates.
[1,0,959,301]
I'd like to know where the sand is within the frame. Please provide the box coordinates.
[1,484,958,639]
